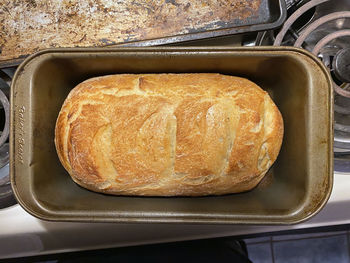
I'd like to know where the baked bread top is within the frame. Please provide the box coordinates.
[55,73,283,196]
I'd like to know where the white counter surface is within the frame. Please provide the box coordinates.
[1,173,349,259]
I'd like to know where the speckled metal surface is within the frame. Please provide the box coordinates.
[0,0,286,66]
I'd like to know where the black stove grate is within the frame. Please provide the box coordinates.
[0,67,15,209]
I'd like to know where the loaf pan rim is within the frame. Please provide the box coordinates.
[10,46,333,225]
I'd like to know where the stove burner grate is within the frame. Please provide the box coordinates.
[0,68,15,208]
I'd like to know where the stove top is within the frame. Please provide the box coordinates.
[0,0,350,260]
[0,0,350,209]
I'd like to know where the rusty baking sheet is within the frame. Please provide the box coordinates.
[0,0,286,67]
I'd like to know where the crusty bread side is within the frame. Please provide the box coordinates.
[55,73,283,196]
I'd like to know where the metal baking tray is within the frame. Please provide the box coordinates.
[10,47,333,224]
[0,0,286,68]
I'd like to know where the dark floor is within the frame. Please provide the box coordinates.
[245,230,350,263]
[7,229,350,262]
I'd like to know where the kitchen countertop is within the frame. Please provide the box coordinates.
[1,172,349,259]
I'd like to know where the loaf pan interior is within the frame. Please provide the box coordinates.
[10,47,333,224]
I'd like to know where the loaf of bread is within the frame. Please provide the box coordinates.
[55,73,283,196]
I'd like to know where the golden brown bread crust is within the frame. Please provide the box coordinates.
[55,73,283,196]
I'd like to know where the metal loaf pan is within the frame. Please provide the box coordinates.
[10,47,333,224]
